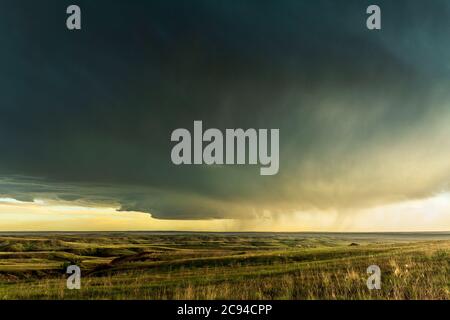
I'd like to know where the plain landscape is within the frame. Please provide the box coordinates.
[0,232,448,300]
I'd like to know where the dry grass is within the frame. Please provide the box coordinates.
[0,232,448,300]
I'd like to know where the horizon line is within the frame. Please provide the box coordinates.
[1,230,450,234]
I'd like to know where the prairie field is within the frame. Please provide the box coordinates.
[0,232,448,300]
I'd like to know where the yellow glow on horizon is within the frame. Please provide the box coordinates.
[0,193,449,232]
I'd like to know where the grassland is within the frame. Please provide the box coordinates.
[0,232,448,300]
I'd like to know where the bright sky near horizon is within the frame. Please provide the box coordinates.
[1,193,449,232]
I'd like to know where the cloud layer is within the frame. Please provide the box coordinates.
[1,0,450,220]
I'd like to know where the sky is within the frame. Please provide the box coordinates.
[1,0,450,231]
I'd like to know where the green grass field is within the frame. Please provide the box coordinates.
[0,232,448,300]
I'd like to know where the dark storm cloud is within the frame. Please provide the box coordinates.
[1,0,450,219]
